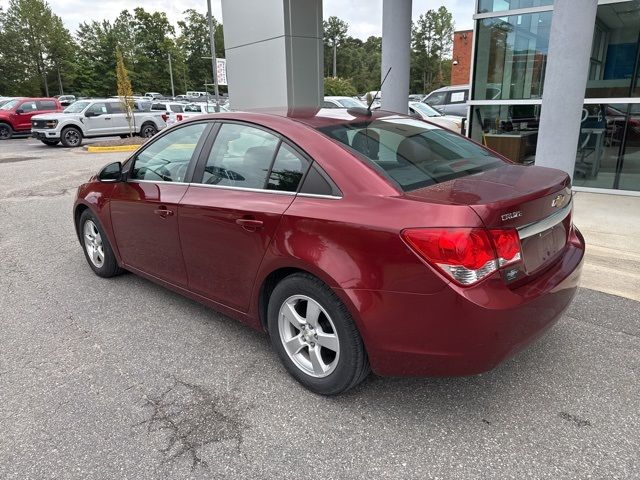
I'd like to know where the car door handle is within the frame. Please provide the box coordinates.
[236,218,263,231]
[153,207,174,218]
[104,117,112,120]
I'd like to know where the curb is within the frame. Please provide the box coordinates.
[85,145,141,153]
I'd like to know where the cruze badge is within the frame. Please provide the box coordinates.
[552,194,567,208]
[501,211,523,221]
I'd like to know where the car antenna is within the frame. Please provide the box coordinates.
[367,67,391,114]
[347,67,392,118]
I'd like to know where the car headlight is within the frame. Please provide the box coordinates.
[45,120,58,129]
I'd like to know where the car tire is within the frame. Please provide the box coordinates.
[60,127,83,147]
[267,273,370,395]
[140,122,157,138]
[0,123,13,140]
[78,209,123,278]
[41,139,59,146]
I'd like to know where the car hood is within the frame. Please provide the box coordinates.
[31,112,74,121]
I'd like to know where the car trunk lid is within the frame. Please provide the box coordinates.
[405,164,573,283]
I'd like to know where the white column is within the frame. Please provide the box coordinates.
[221,0,323,111]
[536,0,598,180]
[381,0,412,114]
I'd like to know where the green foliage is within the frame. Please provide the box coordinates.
[0,0,75,96]
[0,4,454,99]
[324,77,357,97]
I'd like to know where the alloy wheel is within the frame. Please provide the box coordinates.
[0,125,10,139]
[83,220,105,268]
[278,295,340,378]
[64,129,80,146]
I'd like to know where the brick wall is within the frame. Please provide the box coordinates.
[451,30,473,86]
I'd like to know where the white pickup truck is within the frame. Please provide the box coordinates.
[31,98,166,147]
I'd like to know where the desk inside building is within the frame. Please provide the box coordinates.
[483,131,538,164]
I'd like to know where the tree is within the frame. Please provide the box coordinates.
[1,0,75,95]
[324,77,357,96]
[323,16,348,78]
[412,6,455,93]
[116,48,134,136]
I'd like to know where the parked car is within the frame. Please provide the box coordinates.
[74,109,584,395]
[56,95,76,106]
[150,101,187,127]
[144,92,163,100]
[409,101,464,133]
[0,97,62,139]
[31,98,165,147]
[408,94,425,102]
[422,85,470,117]
[185,91,208,98]
[323,96,367,109]
[181,102,229,120]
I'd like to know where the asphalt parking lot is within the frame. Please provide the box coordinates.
[0,137,638,479]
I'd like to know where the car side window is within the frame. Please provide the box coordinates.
[130,123,208,183]
[19,101,37,113]
[201,123,279,189]
[87,103,107,115]
[184,104,201,112]
[170,104,184,113]
[323,101,337,108]
[37,100,56,110]
[449,90,467,104]
[424,92,446,107]
[267,143,310,192]
[151,103,166,111]
[108,103,125,114]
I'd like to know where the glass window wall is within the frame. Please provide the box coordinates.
[478,0,553,14]
[473,12,552,100]
[469,103,640,192]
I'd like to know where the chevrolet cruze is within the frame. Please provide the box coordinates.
[73,109,584,395]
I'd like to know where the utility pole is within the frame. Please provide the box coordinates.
[168,53,176,98]
[57,66,64,95]
[207,0,220,112]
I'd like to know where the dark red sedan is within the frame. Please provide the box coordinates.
[73,109,584,395]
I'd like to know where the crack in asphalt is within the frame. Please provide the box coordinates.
[0,187,75,201]
[558,411,592,427]
[135,377,247,471]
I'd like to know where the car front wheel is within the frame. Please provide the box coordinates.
[61,127,82,147]
[0,123,13,140]
[79,210,123,278]
[268,273,370,395]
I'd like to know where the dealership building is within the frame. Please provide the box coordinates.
[468,0,640,195]
[222,0,640,195]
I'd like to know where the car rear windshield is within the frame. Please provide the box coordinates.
[317,117,504,191]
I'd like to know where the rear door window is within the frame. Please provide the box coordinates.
[37,100,57,110]
[267,144,310,192]
[201,123,280,189]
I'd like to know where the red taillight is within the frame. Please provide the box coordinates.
[177,114,183,121]
[489,229,522,266]
[402,227,522,286]
[161,114,168,121]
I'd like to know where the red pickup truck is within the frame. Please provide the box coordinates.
[0,97,62,139]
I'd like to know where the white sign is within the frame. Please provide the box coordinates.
[216,58,227,86]
[450,91,465,103]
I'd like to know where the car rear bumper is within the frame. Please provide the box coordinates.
[341,228,585,377]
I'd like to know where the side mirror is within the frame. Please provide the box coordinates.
[98,162,123,182]
[85,110,97,118]
[15,109,24,114]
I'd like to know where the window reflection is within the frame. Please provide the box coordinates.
[474,12,552,100]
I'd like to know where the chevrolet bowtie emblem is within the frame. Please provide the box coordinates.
[552,194,567,208]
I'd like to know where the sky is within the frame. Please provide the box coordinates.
[0,0,475,38]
